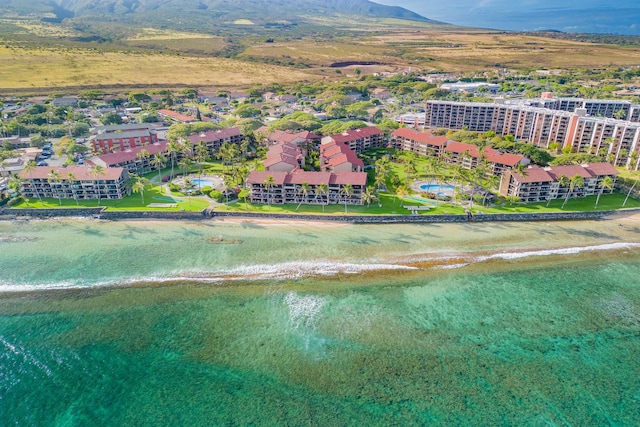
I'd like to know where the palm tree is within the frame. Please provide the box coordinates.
[195,141,209,178]
[67,172,79,206]
[89,164,106,205]
[263,175,275,209]
[136,149,150,174]
[595,176,614,209]
[178,158,191,180]
[131,177,148,205]
[623,179,637,208]
[296,182,311,211]
[166,140,180,179]
[561,174,584,209]
[374,158,389,191]
[340,184,353,213]
[151,153,167,182]
[23,160,42,203]
[361,186,377,208]
[48,168,62,205]
[317,182,329,212]
[396,185,409,207]
[238,187,250,211]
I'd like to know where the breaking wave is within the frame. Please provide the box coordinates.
[1,243,637,293]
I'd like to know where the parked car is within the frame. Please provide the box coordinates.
[37,161,48,166]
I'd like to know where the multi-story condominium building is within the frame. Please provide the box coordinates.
[390,129,527,176]
[321,127,384,154]
[426,100,640,170]
[508,95,638,121]
[182,128,244,157]
[264,141,304,173]
[89,124,159,154]
[444,141,529,175]
[19,166,130,201]
[499,162,618,203]
[92,142,168,175]
[320,140,364,173]
[246,170,367,205]
[390,128,451,156]
[425,101,497,132]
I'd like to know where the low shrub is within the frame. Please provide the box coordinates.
[209,190,223,202]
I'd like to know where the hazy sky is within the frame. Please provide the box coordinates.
[374,0,640,34]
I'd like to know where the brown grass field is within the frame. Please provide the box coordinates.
[0,45,316,93]
[2,22,640,93]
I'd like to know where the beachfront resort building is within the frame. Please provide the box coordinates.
[499,162,619,203]
[319,140,364,173]
[92,142,168,175]
[264,140,304,173]
[89,123,160,154]
[391,128,451,157]
[390,129,529,176]
[181,127,244,157]
[425,98,640,170]
[19,166,130,201]
[321,127,384,154]
[246,170,367,206]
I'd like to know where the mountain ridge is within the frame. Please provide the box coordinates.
[0,0,437,27]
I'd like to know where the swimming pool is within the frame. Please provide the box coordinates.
[191,179,215,188]
[419,184,455,193]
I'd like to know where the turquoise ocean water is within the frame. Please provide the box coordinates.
[1,218,639,425]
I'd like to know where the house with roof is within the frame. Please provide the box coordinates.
[246,169,367,206]
[321,127,384,154]
[92,142,169,175]
[319,140,364,173]
[1,158,25,177]
[158,109,197,124]
[499,162,618,202]
[19,166,130,201]
[371,88,393,100]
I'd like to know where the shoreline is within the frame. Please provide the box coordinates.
[3,207,639,224]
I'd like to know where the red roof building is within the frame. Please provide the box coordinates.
[89,124,159,154]
[320,140,364,173]
[499,163,618,202]
[321,126,384,154]
[182,128,244,157]
[246,170,367,205]
[19,166,130,201]
[158,109,197,123]
[264,141,304,172]
[391,128,451,156]
[93,142,168,175]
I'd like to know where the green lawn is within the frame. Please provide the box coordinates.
[12,184,211,212]
[476,192,640,214]
[219,191,640,217]
[220,192,466,216]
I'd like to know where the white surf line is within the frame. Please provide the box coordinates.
[484,242,640,261]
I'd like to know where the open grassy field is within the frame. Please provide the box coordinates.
[2,15,640,92]
[243,29,640,72]
[0,44,316,93]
